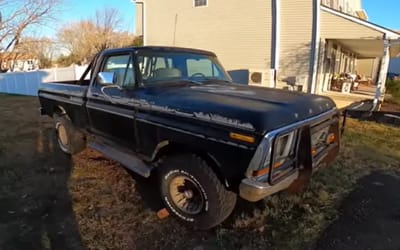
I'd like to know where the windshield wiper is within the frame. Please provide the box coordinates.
[177,78,232,85]
[180,79,204,85]
[201,78,232,83]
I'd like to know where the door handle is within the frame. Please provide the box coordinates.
[92,93,101,97]
[101,85,123,104]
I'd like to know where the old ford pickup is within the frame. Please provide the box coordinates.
[38,46,340,229]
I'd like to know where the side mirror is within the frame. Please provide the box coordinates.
[97,72,116,85]
[97,72,122,104]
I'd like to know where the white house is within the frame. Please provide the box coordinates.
[0,52,39,72]
[134,0,400,99]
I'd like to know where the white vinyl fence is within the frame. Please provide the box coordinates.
[0,65,88,96]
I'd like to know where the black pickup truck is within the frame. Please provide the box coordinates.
[38,46,340,229]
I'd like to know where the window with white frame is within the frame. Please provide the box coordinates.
[194,0,207,7]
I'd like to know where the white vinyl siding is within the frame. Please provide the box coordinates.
[279,0,314,92]
[321,0,362,16]
[320,10,383,39]
[143,0,272,72]
[356,58,375,77]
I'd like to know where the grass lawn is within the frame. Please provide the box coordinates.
[68,118,400,249]
[0,94,399,250]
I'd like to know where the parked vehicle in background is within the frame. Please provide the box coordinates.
[38,46,341,229]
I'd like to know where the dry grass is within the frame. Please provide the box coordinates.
[67,119,400,250]
[1,94,399,250]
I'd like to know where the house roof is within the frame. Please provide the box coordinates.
[321,6,400,58]
[0,52,36,60]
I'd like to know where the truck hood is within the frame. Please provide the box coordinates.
[133,82,336,134]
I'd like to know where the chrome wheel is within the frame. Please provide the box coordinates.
[169,175,205,215]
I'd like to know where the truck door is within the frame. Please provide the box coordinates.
[86,52,137,150]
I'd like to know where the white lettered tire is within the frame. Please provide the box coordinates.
[158,154,237,229]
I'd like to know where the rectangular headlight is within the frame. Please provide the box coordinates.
[271,131,297,177]
[246,135,273,178]
[274,131,296,163]
[246,130,297,179]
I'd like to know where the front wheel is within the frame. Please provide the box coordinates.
[158,154,237,229]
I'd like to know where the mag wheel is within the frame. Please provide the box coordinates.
[159,154,237,229]
[168,175,205,215]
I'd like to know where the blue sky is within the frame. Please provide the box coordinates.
[363,0,400,30]
[16,0,400,38]
[35,0,137,37]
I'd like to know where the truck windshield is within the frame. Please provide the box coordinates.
[136,51,231,84]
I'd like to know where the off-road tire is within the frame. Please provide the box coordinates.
[53,114,86,155]
[158,154,237,229]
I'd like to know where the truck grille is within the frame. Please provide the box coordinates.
[269,116,338,183]
[310,117,339,162]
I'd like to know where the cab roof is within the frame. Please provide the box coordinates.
[101,46,216,57]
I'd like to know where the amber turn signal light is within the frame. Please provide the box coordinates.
[229,132,255,143]
[326,133,336,144]
[273,162,283,169]
[311,147,317,156]
[252,167,270,177]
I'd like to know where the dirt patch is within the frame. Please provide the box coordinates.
[0,95,399,249]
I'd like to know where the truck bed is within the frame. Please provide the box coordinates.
[51,79,90,86]
[39,81,89,98]
[38,81,89,120]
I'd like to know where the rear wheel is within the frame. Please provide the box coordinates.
[158,154,237,229]
[54,114,86,155]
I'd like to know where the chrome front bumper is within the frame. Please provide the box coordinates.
[240,108,340,202]
[239,170,299,202]
[239,141,339,202]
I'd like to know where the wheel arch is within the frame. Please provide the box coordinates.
[53,105,67,116]
[52,105,80,127]
[152,141,231,189]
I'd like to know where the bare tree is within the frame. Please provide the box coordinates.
[57,20,98,64]
[93,8,125,52]
[0,0,61,50]
[57,7,136,65]
[0,0,61,71]
[94,8,122,51]
[14,36,56,68]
